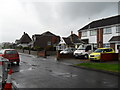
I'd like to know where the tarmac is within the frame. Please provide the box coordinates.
[47,56,120,76]
[19,53,119,77]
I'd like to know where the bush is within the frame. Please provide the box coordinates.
[34,46,44,51]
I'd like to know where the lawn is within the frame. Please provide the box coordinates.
[75,62,120,73]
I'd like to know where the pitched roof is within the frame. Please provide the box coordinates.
[32,31,59,38]
[109,36,120,42]
[63,34,84,45]
[41,31,57,37]
[63,37,73,45]
[79,15,120,31]
[68,34,83,43]
[19,32,32,44]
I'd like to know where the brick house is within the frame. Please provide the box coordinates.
[31,31,60,50]
[78,15,120,53]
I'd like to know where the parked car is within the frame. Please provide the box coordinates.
[0,49,20,65]
[89,48,115,61]
[73,44,97,59]
[60,48,76,54]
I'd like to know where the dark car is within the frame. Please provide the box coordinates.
[0,49,20,65]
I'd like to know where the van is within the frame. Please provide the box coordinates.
[73,44,96,59]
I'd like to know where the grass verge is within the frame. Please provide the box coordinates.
[75,63,120,73]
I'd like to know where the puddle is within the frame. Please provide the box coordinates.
[51,72,77,78]
[42,58,47,60]
[19,67,35,72]
[31,64,38,67]
[12,80,23,88]
[45,68,52,72]
[21,61,27,64]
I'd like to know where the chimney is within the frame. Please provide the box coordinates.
[70,31,73,43]
[24,32,26,35]
[78,32,81,39]
[71,31,73,35]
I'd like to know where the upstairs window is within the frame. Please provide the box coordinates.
[90,30,97,36]
[116,25,120,33]
[82,31,87,37]
[104,27,112,34]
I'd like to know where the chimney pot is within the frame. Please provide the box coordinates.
[71,31,73,35]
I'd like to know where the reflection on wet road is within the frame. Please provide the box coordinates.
[11,54,118,88]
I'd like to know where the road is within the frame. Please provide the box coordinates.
[11,53,118,88]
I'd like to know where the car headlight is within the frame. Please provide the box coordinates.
[95,55,100,57]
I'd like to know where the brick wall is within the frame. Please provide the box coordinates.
[78,32,82,39]
[100,53,119,61]
[110,43,115,51]
[97,28,103,48]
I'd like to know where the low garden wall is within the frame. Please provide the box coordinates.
[37,50,46,58]
[17,49,56,57]
[100,53,119,61]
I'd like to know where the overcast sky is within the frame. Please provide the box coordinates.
[0,0,119,43]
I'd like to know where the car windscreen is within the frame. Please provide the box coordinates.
[77,45,86,50]
[77,48,85,50]
[64,48,71,51]
[5,50,18,54]
[103,49,113,52]
[94,49,104,53]
[94,49,113,53]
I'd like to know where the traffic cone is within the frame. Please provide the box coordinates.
[4,69,13,90]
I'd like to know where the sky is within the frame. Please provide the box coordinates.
[0,0,119,43]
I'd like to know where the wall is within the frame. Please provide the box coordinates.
[103,26,118,43]
[97,28,103,48]
[80,26,119,49]
[100,53,119,61]
[81,30,97,44]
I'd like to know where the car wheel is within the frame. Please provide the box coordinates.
[84,54,88,59]
[16,61,20,66]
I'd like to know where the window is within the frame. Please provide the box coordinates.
[90,30,97,36]
[5,50,17,54]
[104,27,112,34]
[82,31,87,37]
[103,43,110,48]
[116,26,120,33]
[47,41,51,45]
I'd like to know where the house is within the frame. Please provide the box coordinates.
[1,42,14,49]
[16,32,32,47]
[78,15,120,53]
[31,31,60,50]
[57,31,84,50]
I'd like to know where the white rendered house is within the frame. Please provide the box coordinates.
[78,15,120,53]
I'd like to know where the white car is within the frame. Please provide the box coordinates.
[60,48,76,54]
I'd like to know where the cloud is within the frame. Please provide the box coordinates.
[0,0,118,42]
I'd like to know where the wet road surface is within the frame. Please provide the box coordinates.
[11,53,118,88]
